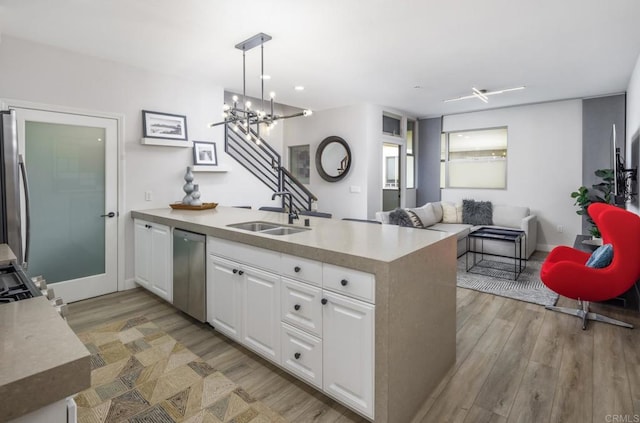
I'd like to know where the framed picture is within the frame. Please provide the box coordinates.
[142,110,188,141]
[193,141,218,166]
[289,144,310,184]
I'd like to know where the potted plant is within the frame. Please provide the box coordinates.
[570,168,615,238]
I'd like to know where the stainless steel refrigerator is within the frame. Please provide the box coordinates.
[0,109,30,267]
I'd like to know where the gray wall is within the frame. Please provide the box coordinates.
[416,117,442,205]
[582,94,626,232]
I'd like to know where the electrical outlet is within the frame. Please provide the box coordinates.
[557,224,564,233]
[145,191,152,201]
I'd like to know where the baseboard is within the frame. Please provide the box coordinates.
[121,278,138,291]
[536,244,555,252]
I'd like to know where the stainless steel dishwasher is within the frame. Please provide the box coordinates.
[173,229,206,322]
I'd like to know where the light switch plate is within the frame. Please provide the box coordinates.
[350,186,361,193]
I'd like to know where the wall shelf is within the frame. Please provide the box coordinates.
[141,138,193,148]
[192,165,230,173]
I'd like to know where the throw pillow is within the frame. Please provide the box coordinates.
[389,208,423,228]
[462,199,493,226]
[388,208,403,225]
[586,243,613,268]
[410,203,439,227]
[442,202,457,223]
[404,209,425,228]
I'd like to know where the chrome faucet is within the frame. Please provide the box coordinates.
[272,191,299,224]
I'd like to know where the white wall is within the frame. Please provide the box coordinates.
[0,36,276,283]
[283,102,415,220]
[442,100,583,251]
[626,52,640,214]
[283,104,371,219]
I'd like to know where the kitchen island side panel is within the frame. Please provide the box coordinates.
[385,236,457,423]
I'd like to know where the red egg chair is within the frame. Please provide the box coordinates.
[540,202,640,329]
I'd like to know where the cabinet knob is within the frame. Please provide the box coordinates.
[294,304,301,311]
[232,269,238,274]
[294,266,301,273]
[321,298,328,305]
[238,270,244,275]
[341,279,348,286]
[294,352,301,360]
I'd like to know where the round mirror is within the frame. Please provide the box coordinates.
[316,136,351,182]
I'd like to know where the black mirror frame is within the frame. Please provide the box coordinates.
[315,136,352,182]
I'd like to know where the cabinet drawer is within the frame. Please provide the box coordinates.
[281,278,323,337]
[207,237,280,273]
[323,264,375,304]
[281,323,322,389]
[281,254,322,287]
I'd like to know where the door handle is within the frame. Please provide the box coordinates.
[100,212,116,218]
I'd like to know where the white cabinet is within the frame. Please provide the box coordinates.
[281,259,376,419]
[322,291,375,417]
[207,256,242,341]
[281,322,323,389]
[133,220,151,288]
[133,219,172,302]
[207,250,281,364]
[242,266,281,363]
[281,277,323,337]
[206,236,375,419]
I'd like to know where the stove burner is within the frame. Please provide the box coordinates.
[0,263,40,303]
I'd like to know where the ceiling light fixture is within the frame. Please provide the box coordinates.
[210,33,312,136]
[444,86,526,103]
[472,87,488,103]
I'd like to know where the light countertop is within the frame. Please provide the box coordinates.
[132,206,453,272]
[0,248,90,422]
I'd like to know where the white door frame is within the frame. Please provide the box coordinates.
[2,98,126,297]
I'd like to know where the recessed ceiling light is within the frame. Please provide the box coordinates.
[294,86,305,91]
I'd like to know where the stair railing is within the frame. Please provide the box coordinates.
[224,123,317,211]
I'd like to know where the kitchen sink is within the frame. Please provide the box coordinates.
[227,221,310,236]
[259,226,310,236]
[227,221,281,232]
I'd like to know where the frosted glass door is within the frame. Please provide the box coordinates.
[16,108,118,302]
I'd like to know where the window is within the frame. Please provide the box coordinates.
[383,143,400,188]
[406,120,415,189]
[441,127,507,189]
[382,113,401,137]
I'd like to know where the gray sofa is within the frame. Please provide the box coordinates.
[375,201,537,259]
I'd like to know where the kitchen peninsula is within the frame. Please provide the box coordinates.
[131,206,457,423]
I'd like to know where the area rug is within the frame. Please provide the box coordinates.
[73,316,287,423]
[457,256,558,307]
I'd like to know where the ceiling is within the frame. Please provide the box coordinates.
[1,0,640,118]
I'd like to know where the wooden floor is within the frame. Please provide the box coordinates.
[67,285,640,423]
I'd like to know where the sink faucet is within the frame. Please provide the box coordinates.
[272,191,299,224]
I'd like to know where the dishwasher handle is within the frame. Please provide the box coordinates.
[174,229,206,243]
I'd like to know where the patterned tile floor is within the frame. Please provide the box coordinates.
[74,316,287,423]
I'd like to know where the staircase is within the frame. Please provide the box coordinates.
[224,123,317,211]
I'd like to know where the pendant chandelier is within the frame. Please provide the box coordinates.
[210,33,312,138]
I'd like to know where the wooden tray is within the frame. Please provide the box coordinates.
[169,202,218,210]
